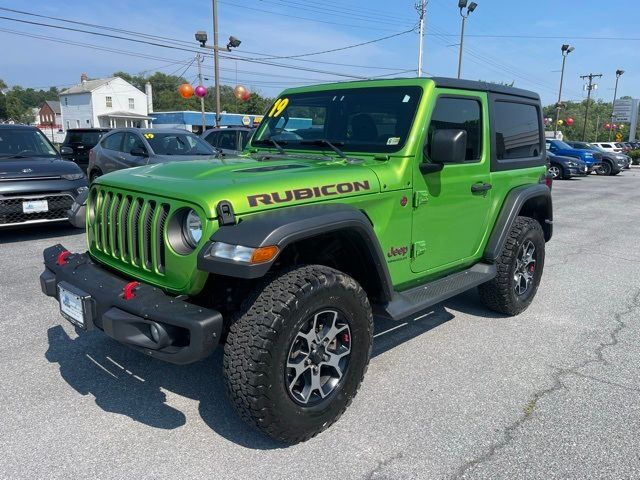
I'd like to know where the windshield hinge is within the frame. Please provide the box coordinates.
[413,191,428,208]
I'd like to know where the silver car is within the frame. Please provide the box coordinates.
[87,128,219,182]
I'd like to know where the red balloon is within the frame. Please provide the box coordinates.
[565,117,574,126]
[178,83,194,99]
[240,90,250,101]
[603,123,611,130]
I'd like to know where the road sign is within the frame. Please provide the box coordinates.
[616,133,623,141]
[613,99,633,122]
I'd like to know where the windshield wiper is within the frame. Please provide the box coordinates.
[252,138,287,155]
[300,139,346,158]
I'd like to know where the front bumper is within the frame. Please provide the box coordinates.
[40,244,223,364]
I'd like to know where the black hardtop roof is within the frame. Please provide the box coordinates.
[430,77,540,101]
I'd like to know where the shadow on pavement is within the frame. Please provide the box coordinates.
[45,297,471,449]
[0,222,84,244]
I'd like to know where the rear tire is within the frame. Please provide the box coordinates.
[478,216,545,316]
[223,265,373,444]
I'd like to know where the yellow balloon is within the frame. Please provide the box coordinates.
[557,119,564,126]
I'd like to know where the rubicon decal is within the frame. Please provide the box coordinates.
[247,180,371,207]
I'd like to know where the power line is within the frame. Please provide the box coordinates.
[0,6,413,72]
[239,27,417,61]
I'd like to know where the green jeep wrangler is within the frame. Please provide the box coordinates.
[40,77,552,443]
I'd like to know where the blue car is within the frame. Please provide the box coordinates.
[545,139,601,173]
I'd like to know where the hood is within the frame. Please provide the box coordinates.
[0,157,82,180]
[150,154,222,163]
[96,155,380,218]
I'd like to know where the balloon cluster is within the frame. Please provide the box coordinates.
[603,123,625,131]
[178,83,250,102]
[544,117,574,127]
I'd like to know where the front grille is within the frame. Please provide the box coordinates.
[92,188,170,274]
[0,194,73,225]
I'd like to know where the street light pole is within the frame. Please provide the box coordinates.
[195,19,241,129]
[553,44,574,139]
[457,1,477,79]
[608,69,624,141]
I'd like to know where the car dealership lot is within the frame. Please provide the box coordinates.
[1,170,639,479]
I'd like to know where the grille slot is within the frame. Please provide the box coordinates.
[90,188,170,275]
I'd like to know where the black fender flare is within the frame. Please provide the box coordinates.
[483,183,552,263]
[197,204,394,301]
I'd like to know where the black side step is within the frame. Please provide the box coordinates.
[374,263,497,321]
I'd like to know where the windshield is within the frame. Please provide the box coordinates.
[585,143,604,151]
[549,140,573,150]
[252,86,423,154]
[146,132,216,156]
[0,128,58,158]
[66,131,106,147]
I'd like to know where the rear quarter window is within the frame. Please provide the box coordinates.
[490,95,543,171]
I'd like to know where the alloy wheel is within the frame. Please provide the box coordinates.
[514,240,537,296]
[548,166,561,179]
[286,309,351,406]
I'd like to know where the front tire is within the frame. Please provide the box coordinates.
[478,216,545,316]
[548,164,563,180]
[598,161,613,176]
[224,265,373,444]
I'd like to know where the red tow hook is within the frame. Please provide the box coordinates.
[56,250,71,266]
[123,281,140,301]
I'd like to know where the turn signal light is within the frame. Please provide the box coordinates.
[250,245,279,264]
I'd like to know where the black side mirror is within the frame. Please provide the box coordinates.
[130,147,148,157]
[420,129,467,174]
[60,146,74,156]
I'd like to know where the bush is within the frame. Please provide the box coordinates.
[629,150,640,165]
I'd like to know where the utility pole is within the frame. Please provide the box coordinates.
[212,0,221,127]
[608,69,624,141]
[416,0,427,77]
[196,53,206,133]
[553,44,574,139]
[580,73,602,141]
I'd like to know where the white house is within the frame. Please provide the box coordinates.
[59,74,151,130]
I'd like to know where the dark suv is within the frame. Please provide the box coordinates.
[0,125,87,228]
[60,128,111,172]
[565,141,627,176]
[202,126,254,155]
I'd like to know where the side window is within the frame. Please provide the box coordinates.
[204,132,220,147]
[101,132,125,151]
[123,133,146,154]
[601,144,612,148]
[427,96,482,162]
[218,130,237,150]
[494,101,541,160]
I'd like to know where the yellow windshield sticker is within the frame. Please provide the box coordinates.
[144,133,154,139]
[268,98,289,118]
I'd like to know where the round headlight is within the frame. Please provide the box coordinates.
[183,209,203,248]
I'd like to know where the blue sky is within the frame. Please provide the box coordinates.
[0,0,637,106]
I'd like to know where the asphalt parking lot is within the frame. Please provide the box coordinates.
[1,169,640,479]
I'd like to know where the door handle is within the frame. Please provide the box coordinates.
[471,182,492,193]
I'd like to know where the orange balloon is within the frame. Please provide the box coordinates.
[179,83,194,99]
